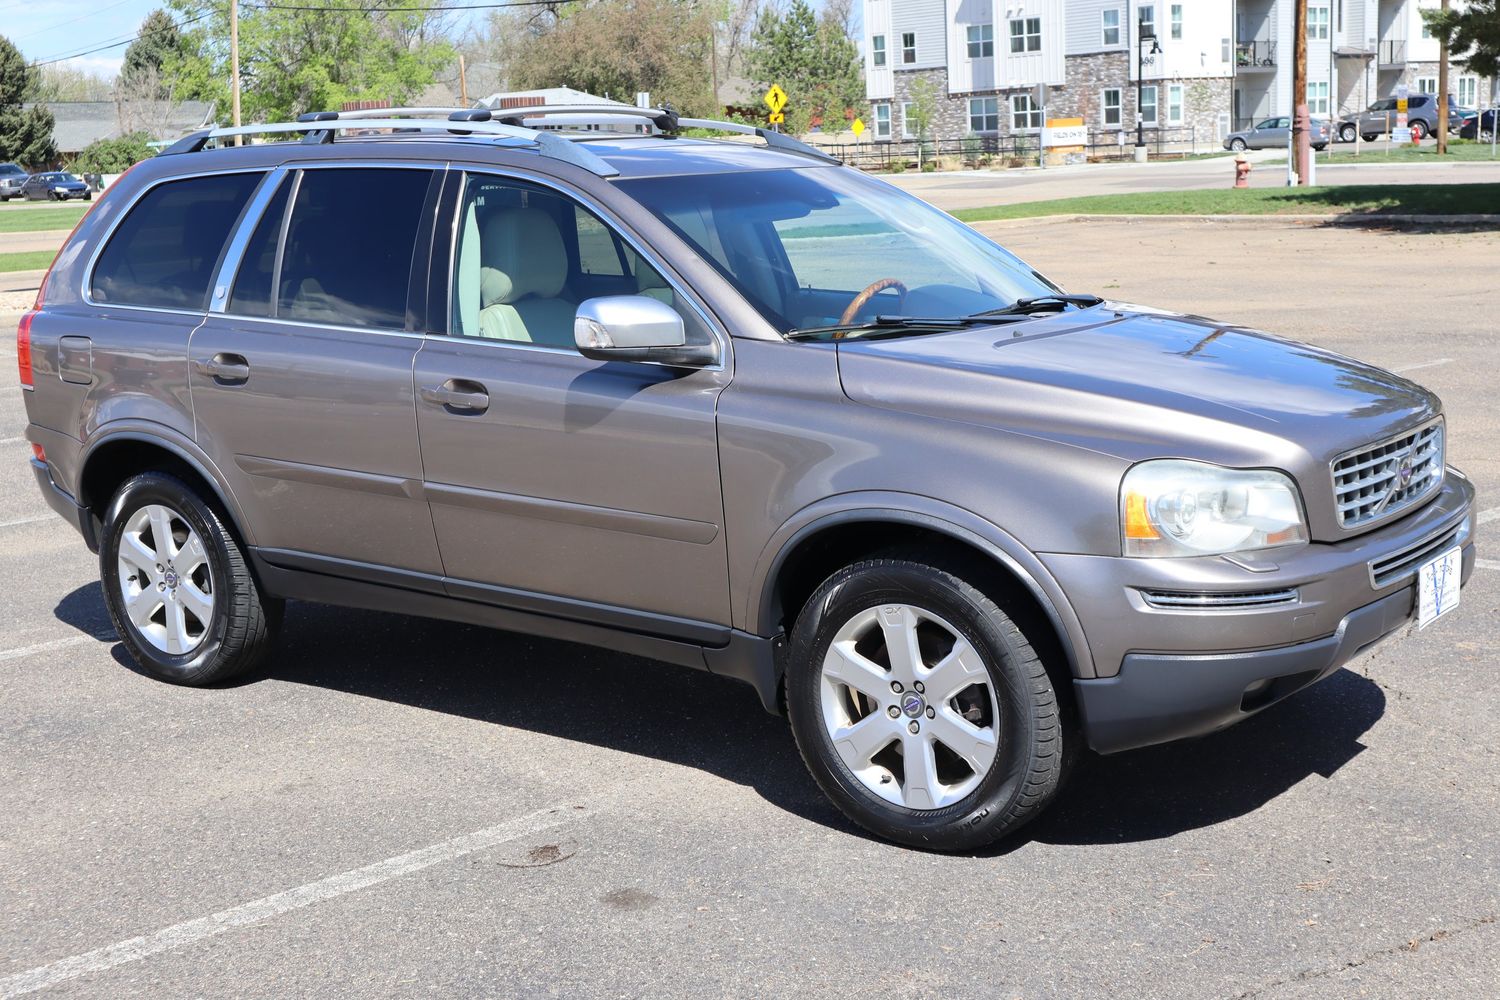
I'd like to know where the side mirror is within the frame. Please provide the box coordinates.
[574,295,717,367]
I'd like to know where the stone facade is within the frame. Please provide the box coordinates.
[890,68,972,140]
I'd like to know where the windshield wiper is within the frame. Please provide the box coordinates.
[968,293,1105,319]
[786,315,994,340]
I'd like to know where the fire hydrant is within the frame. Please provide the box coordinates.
[1234,154,1252,188]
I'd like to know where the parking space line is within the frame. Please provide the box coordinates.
[0,799,596,998]
[0,636,100,663]
[0,436,24,446]
[0,515,51,529]
[1391,358,1452,374]
[1477,558,1500,572]
[1477,507,1499,526]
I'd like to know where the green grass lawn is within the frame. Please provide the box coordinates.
[0,250,58,273]
[1314,138,1500,163]
[951,183,1500,222]
[0,204,90,234]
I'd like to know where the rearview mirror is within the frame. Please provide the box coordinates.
[574,295,716,367]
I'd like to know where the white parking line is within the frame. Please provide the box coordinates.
[1477,507,1499,526]
[0,800,594,998]
[0,635,100,663]
[0,436,25,446]
[1477,558,1500,572]
[1391,358,1453,374]
[0,514,51,529]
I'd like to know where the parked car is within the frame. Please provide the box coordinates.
[1458,108,1497,141]
[18,107,1477,850]
[1336,93,1471,142]
[1224,116,1330,151]
[21,171,91,201]
[0,162,28,201]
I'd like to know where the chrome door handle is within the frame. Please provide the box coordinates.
[419,379,489,413]
[193,353,250,384]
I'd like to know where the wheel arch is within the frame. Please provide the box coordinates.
[749,495,1095,682]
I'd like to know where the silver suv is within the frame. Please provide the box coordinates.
[19,107,1477,850]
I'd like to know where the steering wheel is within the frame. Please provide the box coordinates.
[837,278,908,330]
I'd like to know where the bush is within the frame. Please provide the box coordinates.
[887,159,907,173]
[71,132,154,173]
[920,160,937,172]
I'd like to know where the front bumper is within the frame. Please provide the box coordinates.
[30,458,97,551]
[1045,473,1476,753]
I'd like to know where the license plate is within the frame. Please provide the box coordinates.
[1415,546,1462,629]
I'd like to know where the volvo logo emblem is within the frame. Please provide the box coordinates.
[901,692,926,718]
[1371,449,1416,516]
[1397,455,1415,487]
[162,569,179,589]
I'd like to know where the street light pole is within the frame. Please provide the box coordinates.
[1135,13,1161,156]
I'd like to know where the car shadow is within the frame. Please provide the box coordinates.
[53,588,1387,850]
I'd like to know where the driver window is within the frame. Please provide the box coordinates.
[450,174,710,348]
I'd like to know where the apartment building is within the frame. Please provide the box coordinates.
[863,0,1495,143]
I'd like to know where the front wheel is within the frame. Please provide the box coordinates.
[101,472,280,685]
[1409,120,1428,140]
[1339,124,1356,143]
[786,558,1072,850]
[1229,138,1247,152]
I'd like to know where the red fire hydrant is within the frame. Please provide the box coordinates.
[1234,154,1252,188]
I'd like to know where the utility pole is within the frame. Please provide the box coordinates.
[230,0,242,146]
[1437,0,1450,154]
[1292,0,1310,184]
[458,53,468,105]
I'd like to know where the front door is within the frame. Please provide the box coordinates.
[190,165,444,576]
[413,171,732,629]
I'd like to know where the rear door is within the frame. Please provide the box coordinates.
[189,164,444,577]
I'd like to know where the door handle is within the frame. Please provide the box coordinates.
[193,353,250,384]
[419,378,489,413]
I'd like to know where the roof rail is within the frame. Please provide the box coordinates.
[158,112,622,177]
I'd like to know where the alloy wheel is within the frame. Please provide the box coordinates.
[115,503,215,655]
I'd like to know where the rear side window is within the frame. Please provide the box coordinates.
[228,176,292,317]
[90,172,263,310]
[276,168,432,328]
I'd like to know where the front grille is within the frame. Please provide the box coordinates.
[1140,588,1300,610]
[1368,523,1462,588]
[1332,421,1444,529]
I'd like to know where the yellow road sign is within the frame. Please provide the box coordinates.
[768,111,785,125]
[764,84,788,114]
[851,117,865,137]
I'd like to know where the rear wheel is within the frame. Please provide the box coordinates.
[1362,133,1378,143]
[786,557,1072,850]
[101,472,280,685]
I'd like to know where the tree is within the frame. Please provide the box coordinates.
[71,133,156,173]
[745,0,863,132]
[1423,1,1500,81]
[121,10,186,100]
[161,0,455,121]
[491,0,718,115]
[0,34,56,167]
[32,65,115,103]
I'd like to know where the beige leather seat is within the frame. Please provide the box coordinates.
[474,207,577,346]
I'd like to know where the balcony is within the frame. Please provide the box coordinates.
[1235,40,1277,70]
[1379,39,1407,65]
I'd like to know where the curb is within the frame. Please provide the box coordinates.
[971,212,1500,227]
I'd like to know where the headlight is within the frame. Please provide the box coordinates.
[1121,460,1307,557]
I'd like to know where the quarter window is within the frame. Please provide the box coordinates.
[968,97,999,133]
[1010,93,1042,131]
[872,34,886,66]
[1009,17,1042,53]
[1103,88,1123,126]
[1102,8,1120,45]
[966,23,994,58]
[277,168,432,329]
[90,171,263,310]
[902,32,917,64]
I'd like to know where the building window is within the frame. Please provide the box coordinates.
[872,35,886,67]
[1167,83,1184,124]
[966,23,994,58]
[1457,75,1478,106]
[969,97,1000,133]
[1009,17,1042,53]
[873,103,891,139]
[1010,93,1042,131]
[1421,20,1433,39]
[901,32,917,64]
[1140,85,1158,124]
[1416,76,1437,94]
[901,102,918,137]
[1170,4,1183,40]
[1307,81,1330,115]
[1102,9,1120,46]
[1309,6,1329,40]
[1102,88,1123,126]
[1222,36,1231,62]
[1138,4,1155,40]
[1337,0,1343,31]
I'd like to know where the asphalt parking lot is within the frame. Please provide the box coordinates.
[1,217,1496,998]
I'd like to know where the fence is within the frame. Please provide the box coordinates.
[826,126,1202,171]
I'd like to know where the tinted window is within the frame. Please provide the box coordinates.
[277,168,431,328]
[228,176,291,317]
[91,171,263,310]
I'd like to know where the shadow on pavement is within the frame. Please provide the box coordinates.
[53,588,1386,849]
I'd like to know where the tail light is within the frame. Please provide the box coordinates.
[16,311,34,389]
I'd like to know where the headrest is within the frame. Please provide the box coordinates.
[480,207,567,303]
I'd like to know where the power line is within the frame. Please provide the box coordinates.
[255,1,566,10]
[29,11,214,69]
[12,0,143,44]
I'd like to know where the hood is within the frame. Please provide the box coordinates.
[835,304,1440,471]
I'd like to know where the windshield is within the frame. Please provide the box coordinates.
[55,173,80,182]
[617,166,1058,336]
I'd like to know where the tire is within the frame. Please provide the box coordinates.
[100,471,280,686]
[1340,124,1356,143]
[1229,138,1247,152]
[1314,143,1327,152]
[785,557,1072,851]
[1409,120,1427,140]
[1362,133,1378,143]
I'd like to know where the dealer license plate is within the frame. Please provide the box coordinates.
[1415,546,1461,629]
